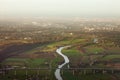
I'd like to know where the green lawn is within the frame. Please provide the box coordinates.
[62,48,80,57]
[61,47,83,67]
[101,55,120,61]
[46,38,86,51]
[3,58,48,68]
[63,70,113,80]
[85,46,104,54]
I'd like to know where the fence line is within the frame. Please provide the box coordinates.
[0,67,120,70]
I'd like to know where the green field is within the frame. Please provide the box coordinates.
[1,38,120,80]
[62,48,81,57]
[45,38,86,51]
[63,70,113,80]
[101,55,120,61]
[3,58,48,68]
[85,46,104,54]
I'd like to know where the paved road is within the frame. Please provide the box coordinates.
[55,46,70,80]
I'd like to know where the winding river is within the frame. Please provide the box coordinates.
[55,46,70,80]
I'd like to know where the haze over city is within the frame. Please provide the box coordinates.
[0,0,120,80]
[0,0,120,17]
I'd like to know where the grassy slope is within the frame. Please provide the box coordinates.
[1,38,119,80]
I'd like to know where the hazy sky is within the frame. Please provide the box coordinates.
[0,0,120,17]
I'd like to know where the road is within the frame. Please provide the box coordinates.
[55,46,70,80]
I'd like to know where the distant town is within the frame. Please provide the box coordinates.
[0,17,120,80]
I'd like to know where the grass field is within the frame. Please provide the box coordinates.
[62,47,81,57]
[84,45,104,54]
[45,38,86,52]
[3,58,48,68]
[63,70,114,80]
[62,47,84,67]
[1,38,120,80]
[101,55,120,61]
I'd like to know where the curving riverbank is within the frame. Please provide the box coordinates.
[55,46,70,80]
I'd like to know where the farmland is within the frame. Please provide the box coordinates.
[0,18,120,80]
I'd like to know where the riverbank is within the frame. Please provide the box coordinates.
[55,46,70,80]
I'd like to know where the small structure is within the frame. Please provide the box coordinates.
[70,33,73,35]
[93,38,98,43]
